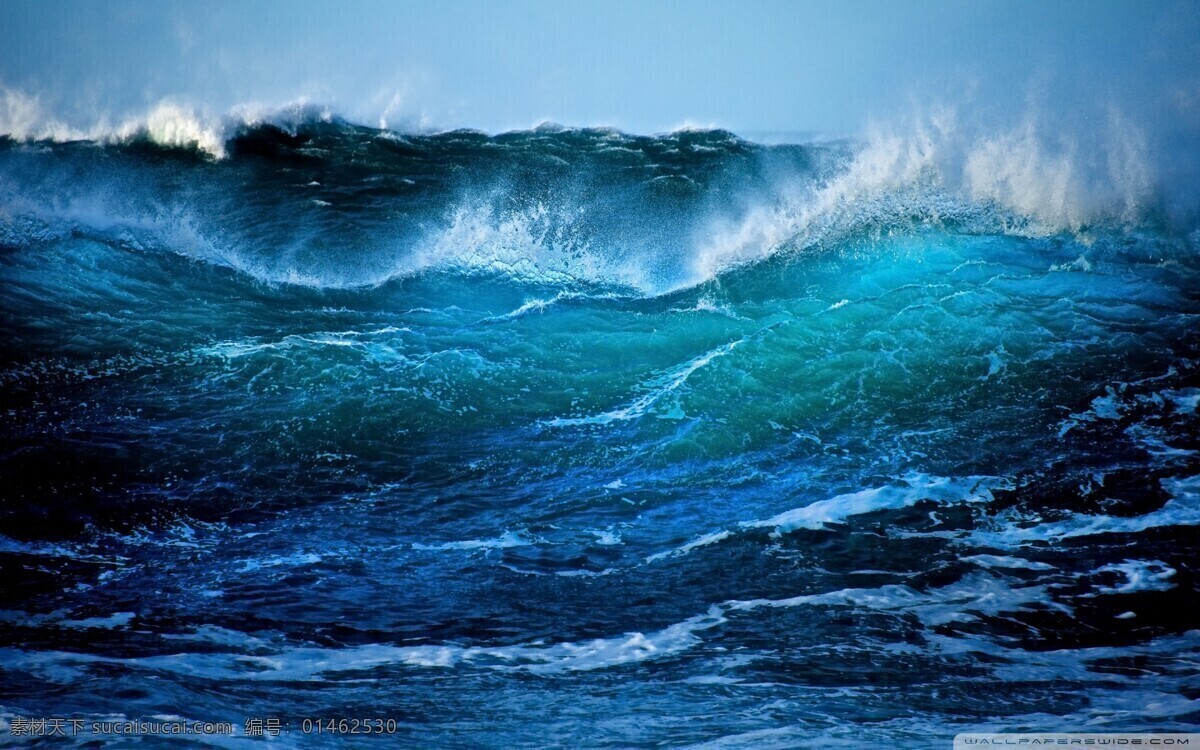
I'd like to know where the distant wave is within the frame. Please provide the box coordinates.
[0,88,338,158]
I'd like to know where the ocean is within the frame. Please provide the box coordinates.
[1,111,1198,747]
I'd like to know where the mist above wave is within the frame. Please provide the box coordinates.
[0,89,338,159]
[1,90,1196,295]
[691,105,1176,279]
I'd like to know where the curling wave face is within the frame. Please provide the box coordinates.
[1,115,1199,747]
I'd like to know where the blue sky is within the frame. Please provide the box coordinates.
[2,0,1198,136]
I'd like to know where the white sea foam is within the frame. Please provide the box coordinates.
[691,105,1159,283]
[727,572,1070,627]
[411,530,537,551]
[544,337,744,427]
[646,530,732,563]
[1092,559,1177,594]
[646,475,1009,562]
[0,605,727,679]
[961,554,1056,571]
[0,88,333,159]
[1163,388,1200,415]
[974,475,1200,547]
[4,568,1182,699]
[404,200,646,289]
[235,552,322,573]
[0,572,1056,683]
[58,612,136,630]
[0,89,87,143]
[197,327,409,360]
[741,474,1006,536]
[477,290,629,323]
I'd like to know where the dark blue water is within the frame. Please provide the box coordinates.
[1,119,1198,747]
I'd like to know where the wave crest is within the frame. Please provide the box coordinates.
[0,88,337,158]
[693,106,1163,282]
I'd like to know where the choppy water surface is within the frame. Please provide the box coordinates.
[1,119,1198,747]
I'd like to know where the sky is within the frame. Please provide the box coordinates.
[1,0,1199,137]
